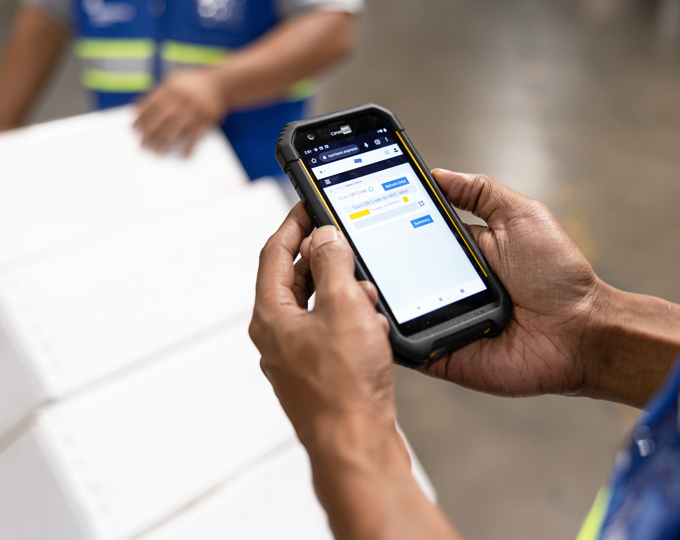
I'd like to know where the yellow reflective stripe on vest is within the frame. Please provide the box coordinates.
[75,39,154,92]
[74,39,156,59]
[159,40,315,102]
[81,70,154,92]
[161,41,231,65]
[287,78,316,102]
[576,488,611,540]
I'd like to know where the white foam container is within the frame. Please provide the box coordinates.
[0,322,296,540]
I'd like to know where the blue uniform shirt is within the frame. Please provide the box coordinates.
[72,0,313,179]
[582,353,680,540]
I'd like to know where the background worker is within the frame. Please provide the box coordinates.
[250,169,680,540]
[0,0,361,179]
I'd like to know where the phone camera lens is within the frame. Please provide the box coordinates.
[307,134,315,140]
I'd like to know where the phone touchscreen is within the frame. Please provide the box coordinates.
[297,118,495,334]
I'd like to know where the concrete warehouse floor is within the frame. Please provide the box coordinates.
[2,0,680,539]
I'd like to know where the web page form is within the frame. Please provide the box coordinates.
[322,161,486,323]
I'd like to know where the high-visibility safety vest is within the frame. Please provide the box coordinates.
[73,0,315,179]
[575,353,680,540]
[576,488,610,540]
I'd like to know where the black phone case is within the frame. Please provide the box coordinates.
[275,103,511,369]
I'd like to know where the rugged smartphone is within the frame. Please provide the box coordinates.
[275,103,511,368]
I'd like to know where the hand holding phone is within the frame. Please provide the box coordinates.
[275,104,511,368]
[424,168,612,399]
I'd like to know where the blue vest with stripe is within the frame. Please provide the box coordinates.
[73,0,311,179]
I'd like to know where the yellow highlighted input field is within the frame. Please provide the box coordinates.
[349,209,371,220]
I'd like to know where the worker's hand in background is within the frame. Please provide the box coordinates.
[425,169,605,400]
[249,204,397,447]
[133,68,227,156]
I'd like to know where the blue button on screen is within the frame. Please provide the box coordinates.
[411,215,433,228]
[381,177,409,191]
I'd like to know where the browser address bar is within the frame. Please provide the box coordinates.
[311,144,403,180]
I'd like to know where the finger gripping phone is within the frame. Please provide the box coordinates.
[275,103,511,369]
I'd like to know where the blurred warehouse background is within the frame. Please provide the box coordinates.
[2,0,680,539]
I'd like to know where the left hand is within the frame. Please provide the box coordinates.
[251,204,462,540]
[249,203,396,446]
[133,68,227,156]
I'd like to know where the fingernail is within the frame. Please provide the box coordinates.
[311,226,339,249]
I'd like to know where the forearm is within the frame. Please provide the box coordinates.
[582,282,680,408]
[304,411,462,540]
[0,6,68,130]
[210,10,355,110]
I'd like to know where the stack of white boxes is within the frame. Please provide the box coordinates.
[0,108,434,540]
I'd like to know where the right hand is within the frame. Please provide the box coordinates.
[424,169,608,399]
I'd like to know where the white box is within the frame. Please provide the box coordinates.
[0,182,289,435]
[138,436,436,540]
[0,107,248,267]
[139,441,334,540]
[0,106,272,437]
[0,322,295,540]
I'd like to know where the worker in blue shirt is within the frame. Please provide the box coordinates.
[249,168,680,540]
[0,0,362,179]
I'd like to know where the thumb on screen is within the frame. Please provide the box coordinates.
[308,226,361,311]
